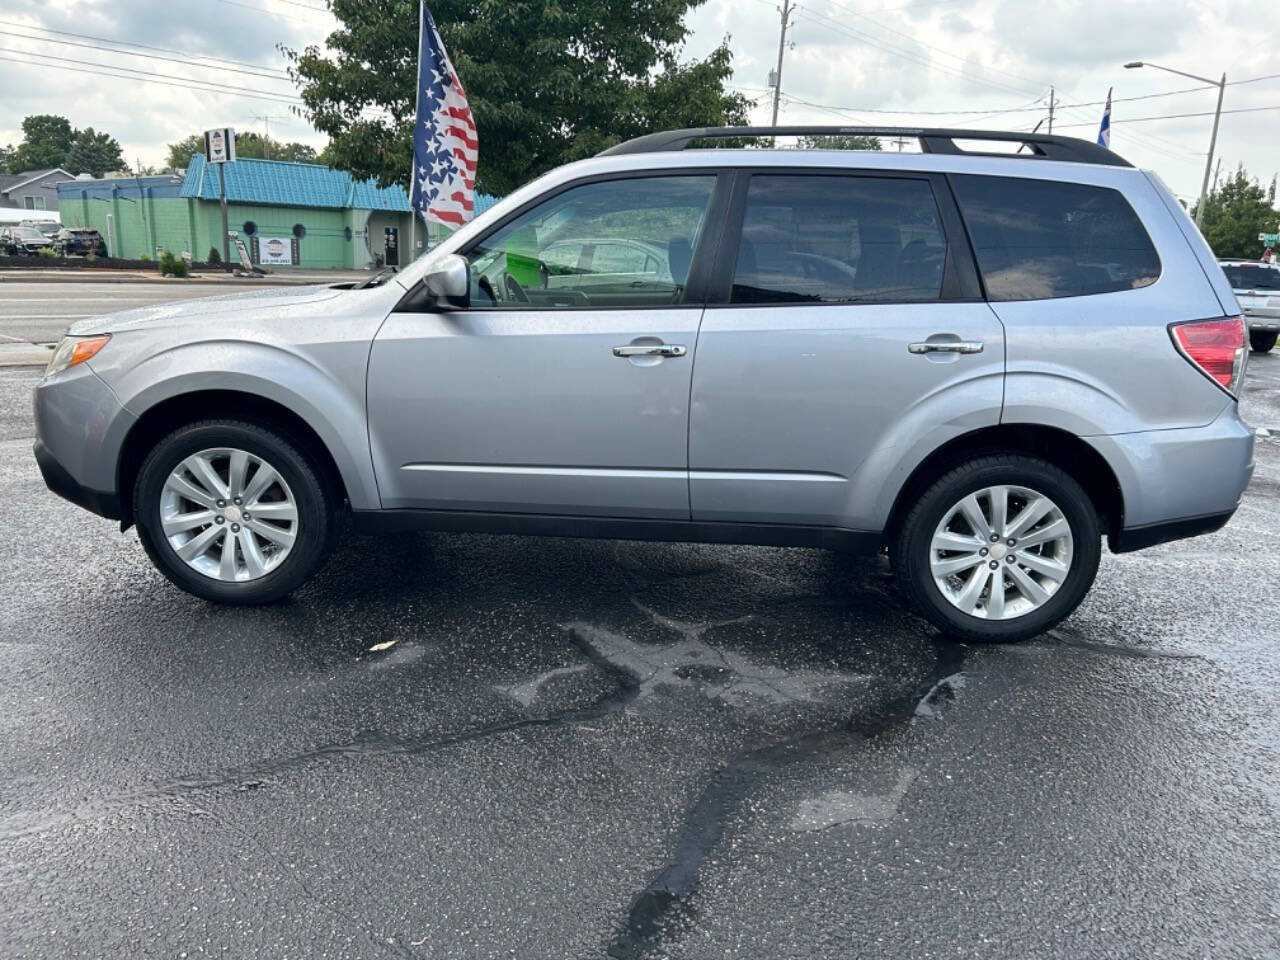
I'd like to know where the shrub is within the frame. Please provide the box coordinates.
[157,250,187,277]
[85,251,97,262]
[207,246,221,264]
[36,246,58,259]
[138,252,151,262]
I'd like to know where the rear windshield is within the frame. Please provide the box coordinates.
[951,175,1161,301]
[1221,264,1280,290]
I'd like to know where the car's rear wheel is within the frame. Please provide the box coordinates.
[134,420,336,604]
[891,455,1101,643]
[1250,330,1277,354]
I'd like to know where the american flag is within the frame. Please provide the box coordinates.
[410,5,477,229]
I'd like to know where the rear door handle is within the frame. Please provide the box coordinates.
[908,340,984,355]
[613,344,687,358]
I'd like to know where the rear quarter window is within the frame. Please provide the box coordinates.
[951,175,1161,301]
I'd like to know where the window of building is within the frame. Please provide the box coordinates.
[730,175,947,304]
[23,196,46,210]
[950,174,1161,301]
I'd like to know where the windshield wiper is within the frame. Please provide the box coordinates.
[353,266,397,290]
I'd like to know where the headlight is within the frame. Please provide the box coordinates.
[45,334,111,378]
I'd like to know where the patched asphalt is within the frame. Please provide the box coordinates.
[1,356,1278,959]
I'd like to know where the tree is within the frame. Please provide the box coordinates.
[0,143,13,174]
[11,114,74,171]
[283,0,751,196]
[1193,164,1280,259]
[165,131,319,169]
[67,127,124,178]
[796,135,882,150]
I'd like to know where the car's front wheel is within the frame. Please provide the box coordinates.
[134,420,336,604]
[891,455,1101,643]
[1250,330,1277,354]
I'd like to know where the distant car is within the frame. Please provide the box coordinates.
[22,220,62,240]
[56,228,108,257]
[1219,259,1280,353]
[0,225,54,256]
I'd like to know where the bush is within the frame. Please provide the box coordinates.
[207,246,221,264]
[36,246,58,259]
[138,252,151,262]
[85,251,96,262]
[157,250,187,277]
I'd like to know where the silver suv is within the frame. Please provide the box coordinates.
[1218,259,1280,353]
[32,126,1255,643]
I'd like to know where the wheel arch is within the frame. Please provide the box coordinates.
[883,423,1125,547]
[116,389,353,529]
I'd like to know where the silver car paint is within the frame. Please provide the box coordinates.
[37,145,1254,541]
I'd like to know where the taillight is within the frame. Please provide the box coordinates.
[1170,316,1247,396]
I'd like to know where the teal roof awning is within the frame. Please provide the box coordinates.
[180,154,412,212]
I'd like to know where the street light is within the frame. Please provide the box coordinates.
[1125,61,1226,228]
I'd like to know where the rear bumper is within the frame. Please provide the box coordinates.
[1109,510,1234,553]
[1085,405,1254,552]
[1244,305,1280,331]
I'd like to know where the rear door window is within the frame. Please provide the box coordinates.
[950,174,1161,301]
[730,175,948,304]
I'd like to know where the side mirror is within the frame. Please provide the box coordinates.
[423,253,470,309]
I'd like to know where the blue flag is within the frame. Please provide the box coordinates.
[1097,87,1112,148]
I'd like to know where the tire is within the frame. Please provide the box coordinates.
[134,420,336,604]
[1250,330,1277,354]
[891,455,1101,644]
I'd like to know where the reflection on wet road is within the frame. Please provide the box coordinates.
[1,357,1278,958]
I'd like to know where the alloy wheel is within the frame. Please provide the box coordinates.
[929,484,1074,620]
[159,447,299,582]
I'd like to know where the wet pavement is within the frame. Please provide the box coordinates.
[1,357,1278,959]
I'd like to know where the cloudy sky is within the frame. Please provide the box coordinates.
[0,0,1275,201]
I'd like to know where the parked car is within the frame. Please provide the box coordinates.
[1218,259,1280,353]
[0,225,54,255]
[56,228,108,257]
[20,220,62,240]
[32,125,1254,643]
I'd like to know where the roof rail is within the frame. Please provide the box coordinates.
[598,126,1131,167]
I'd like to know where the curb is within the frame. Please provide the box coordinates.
[0,272,337,286]
[0,343,53,368]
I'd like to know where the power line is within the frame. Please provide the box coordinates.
[0,18,291,75]
[1054,105,1280,128]
[0,51,304,106]
[0,27,294,82]
[214,0,333,24]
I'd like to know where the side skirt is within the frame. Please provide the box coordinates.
[349,508,883,554]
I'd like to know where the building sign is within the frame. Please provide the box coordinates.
[204,128,236,164]
[250,235,300,266]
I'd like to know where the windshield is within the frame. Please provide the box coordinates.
[15,227,44,240]
[1222,264,1280,291]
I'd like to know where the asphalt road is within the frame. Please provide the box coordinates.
[1,353,1278,958]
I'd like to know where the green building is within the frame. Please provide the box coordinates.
[56,156,495,269]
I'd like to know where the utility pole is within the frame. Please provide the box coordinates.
[1196,73,1226,228]
[769,0,796,132]
[1212,156,1222,193]
[1047,86,1056,134]
[218,162,230,264]
[248,115,288,161]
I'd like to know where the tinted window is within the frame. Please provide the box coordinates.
[731,175,947,304]
[1221,264,1280,291]
[951,175,1160,300]
[465,176,715,309]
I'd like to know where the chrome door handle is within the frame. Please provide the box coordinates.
[908,340,984,355]
[613,344,687,358]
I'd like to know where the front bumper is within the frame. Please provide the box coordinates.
[32,363,135,521]
[33,439,121,519]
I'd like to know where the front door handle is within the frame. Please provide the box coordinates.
[613,344,687,358]
[908,340,984,355]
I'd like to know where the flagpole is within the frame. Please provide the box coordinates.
[409,0,424,264]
